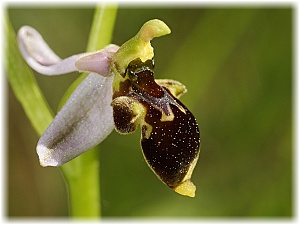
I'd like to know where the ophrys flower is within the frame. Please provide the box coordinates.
[17,19,200,197]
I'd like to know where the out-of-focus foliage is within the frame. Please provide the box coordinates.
[7,6,292,217]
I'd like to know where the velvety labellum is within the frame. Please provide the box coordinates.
[112,58,200,197]
[141,95,200,188]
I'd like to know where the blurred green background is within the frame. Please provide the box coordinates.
[7,5,292,217]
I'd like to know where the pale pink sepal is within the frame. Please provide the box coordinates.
[36,73,115,166]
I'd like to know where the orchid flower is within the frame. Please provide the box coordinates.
[17,19,200,197]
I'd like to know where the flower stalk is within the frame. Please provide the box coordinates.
[60,4,118,218]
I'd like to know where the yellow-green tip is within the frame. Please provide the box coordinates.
[139,19,171,42]
[111,19,171,74]
[173,180,196,197]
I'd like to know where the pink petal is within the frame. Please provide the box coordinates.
[75,44,119,76]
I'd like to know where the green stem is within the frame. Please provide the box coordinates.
[61,148,103,217]
[87,3,118,52]
[60,4,118,218]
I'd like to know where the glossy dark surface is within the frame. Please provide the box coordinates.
[113,58,200,188]
[141,96,200,187]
